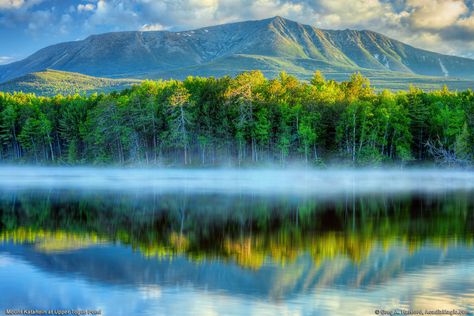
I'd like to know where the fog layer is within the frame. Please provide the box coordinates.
[0,167,473,196]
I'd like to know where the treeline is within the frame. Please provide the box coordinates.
[1,70,474,166]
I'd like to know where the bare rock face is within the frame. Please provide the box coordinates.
[1,16,474,83]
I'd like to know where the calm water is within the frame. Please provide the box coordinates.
[0,168,474,315]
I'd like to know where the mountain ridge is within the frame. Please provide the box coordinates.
[1,16,474,85]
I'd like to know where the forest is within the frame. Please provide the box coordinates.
[1,70,473,166]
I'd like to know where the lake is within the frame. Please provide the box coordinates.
[0,167,473,316]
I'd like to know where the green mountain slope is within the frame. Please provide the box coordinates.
[0,69,141,96]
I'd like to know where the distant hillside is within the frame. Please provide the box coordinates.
[0,69,141,96]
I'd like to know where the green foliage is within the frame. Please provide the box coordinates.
[0,69,141,96]
[0,71,473,166]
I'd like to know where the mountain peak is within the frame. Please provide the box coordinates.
[266,15,295,26]
[269,15,285,22]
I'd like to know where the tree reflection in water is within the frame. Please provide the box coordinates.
[1,189,473,269]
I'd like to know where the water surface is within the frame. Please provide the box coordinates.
[0,168,473,315]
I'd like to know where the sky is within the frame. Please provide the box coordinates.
[1,0,474,64]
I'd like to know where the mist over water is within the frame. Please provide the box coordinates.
[1,166,474,196]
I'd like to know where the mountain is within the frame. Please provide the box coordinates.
[1,16,474,90]
[0,69,141,96]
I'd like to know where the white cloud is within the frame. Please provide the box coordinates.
[406,0,468,30]
[310,0,395,27]
[0,56,15,64]
[84,0,140,31]
[140,23,166,31]
[77,3,96,13]
[0,0,23,9]
[0,0,41,10]
[135,0,307,31]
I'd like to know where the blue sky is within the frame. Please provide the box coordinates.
[1,0,474,64]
